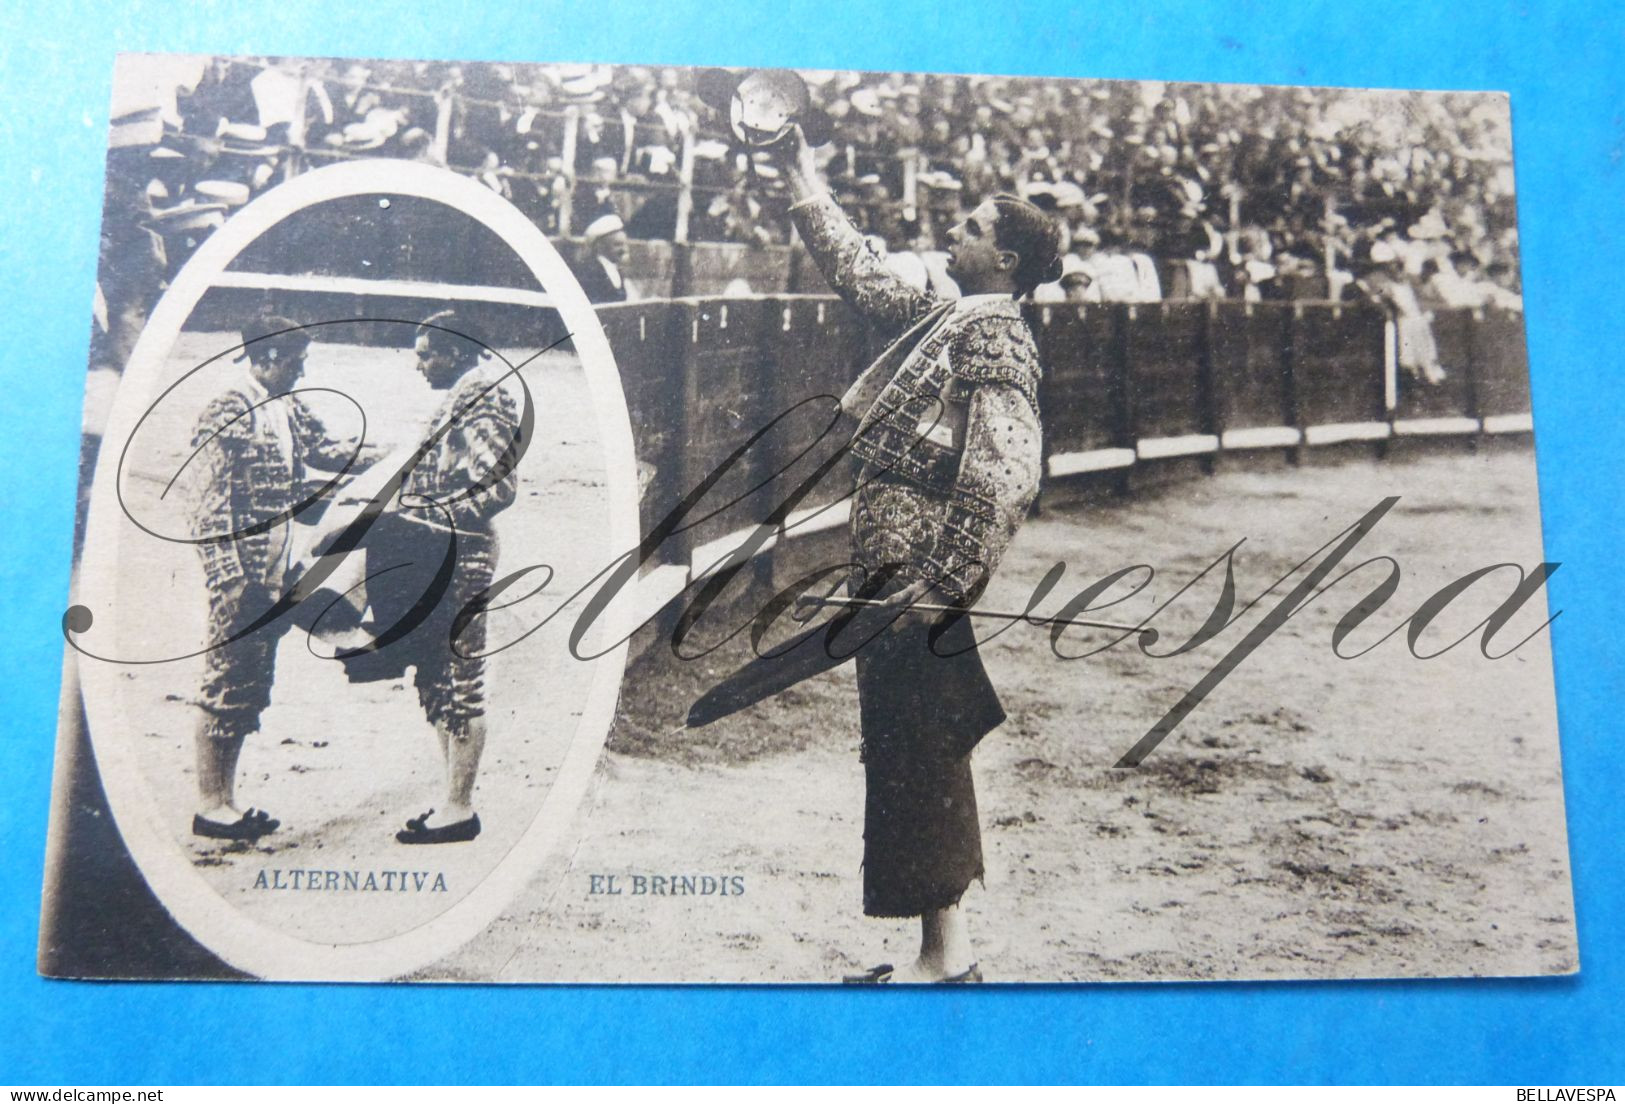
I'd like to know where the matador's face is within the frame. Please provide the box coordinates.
[945,200,1017,293]
[248,342,307,395]
[414,334,462,390]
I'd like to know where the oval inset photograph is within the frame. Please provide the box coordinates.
[71,160,639,980]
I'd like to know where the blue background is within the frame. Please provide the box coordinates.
[1,0,1619,1085]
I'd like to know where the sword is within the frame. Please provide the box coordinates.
[793,595,1160,644]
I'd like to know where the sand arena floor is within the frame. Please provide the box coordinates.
[438,442,1575,983]
[93,331,1572,982]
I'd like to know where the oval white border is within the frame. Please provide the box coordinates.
[75,160,637,980]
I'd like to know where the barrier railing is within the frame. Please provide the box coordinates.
[595,297,1534,601]
[180,279,1532,620]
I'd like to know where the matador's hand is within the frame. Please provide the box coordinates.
[872,577,941,635]
[770,124,824,202]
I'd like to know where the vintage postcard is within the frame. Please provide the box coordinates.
[40,52,1573,983]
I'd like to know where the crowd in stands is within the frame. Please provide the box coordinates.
[810,74,1523,315]
[95,57,1523,373]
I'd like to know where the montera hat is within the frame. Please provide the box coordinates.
[695,68,832,147]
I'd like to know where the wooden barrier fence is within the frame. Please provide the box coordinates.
[601,296,1533,614]
[179,278,1532,626]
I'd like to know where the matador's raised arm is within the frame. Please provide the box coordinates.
[780,126,941,342]
[789,192,939,340]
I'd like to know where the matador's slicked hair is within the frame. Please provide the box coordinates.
[414,309,485,366]
[989,193,1065,299]
[238,312,311,366]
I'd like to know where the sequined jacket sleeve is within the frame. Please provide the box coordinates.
[790,192,938,339]
[931,320,1043,604]
[401,374,523,532]
[450,382,522,530]
[188,391,256,587]
[290,398,359,472]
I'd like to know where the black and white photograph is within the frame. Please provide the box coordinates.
[42,51,1574,984]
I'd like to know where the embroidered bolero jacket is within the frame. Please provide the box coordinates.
[188,379,357,590]
[790,193,1043,605]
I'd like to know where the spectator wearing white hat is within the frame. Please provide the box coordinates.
[570,213,639,304]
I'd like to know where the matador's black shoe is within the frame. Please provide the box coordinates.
[192,807,280,842]
[842,962,984,984]
[396,809,481,845]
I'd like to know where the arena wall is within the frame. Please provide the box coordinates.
[180,286,1533,631]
